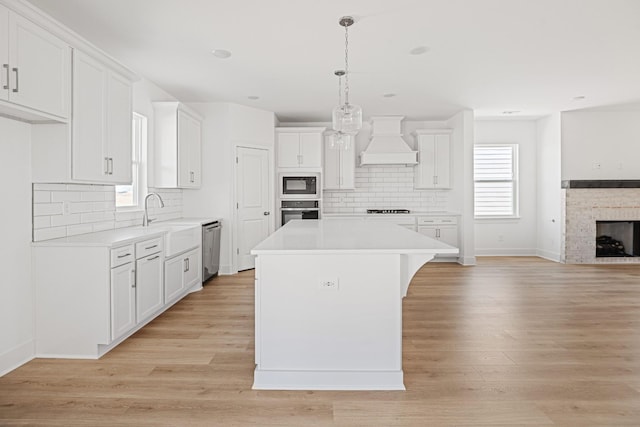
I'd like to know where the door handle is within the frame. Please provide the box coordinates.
[263,211,270,216]
[104,157,110,175]
[12,67,18,93]
[184,258,188,272]
[2,64,8,90]
[109,158,114,175]
[131,269,136,288]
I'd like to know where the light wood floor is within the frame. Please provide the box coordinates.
[2,257,640,426]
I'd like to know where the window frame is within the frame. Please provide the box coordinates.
[115,112,147,210]
[473,143,519,219]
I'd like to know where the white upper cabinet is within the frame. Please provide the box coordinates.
[0,4,71,120]
[153,102,202,189]
[72,50,132,184]
[323,134,355,190]
[413,129,452,189]
[276,127,325,170]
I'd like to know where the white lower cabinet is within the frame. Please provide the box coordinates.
[110,262,136,341]
[135,251,163,323]
[34,235,200,358]
[417,216,458,247]
[164,247,200,304]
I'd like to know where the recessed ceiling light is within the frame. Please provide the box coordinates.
[383,93,396,98]
[248,96,260,100]
[211,49,232,59]
[409,46,430,55]
[573,95,586,100]
[502,110,520,115]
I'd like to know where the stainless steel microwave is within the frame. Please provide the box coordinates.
[280,175,319,198]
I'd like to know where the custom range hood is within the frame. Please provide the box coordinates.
[360,116,418,166]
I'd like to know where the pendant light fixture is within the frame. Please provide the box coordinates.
[332,16,362,135]
[329,70,351,150]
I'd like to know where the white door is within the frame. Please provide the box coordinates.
[110,262,136,341]
[183,248,201,288]
[299,132,322,167]
[72,51,106,182]
[106,71,132,184]
[237,146,270,271]
[0,6,9,102]
[276,133,300,167]
[177,109,192,187]
[164,255,185,303]
[434,134,451,188]
[188,118,202,187]
[135,254,163,322]
[8,11,70,118]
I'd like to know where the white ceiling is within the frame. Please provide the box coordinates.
[28,0,640,122]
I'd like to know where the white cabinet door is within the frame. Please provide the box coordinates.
[7,11,70,118]
[184,248,200,289]
[277,133,300,168]
[438,226,458,247]
[299,132,322,168]
[189,118,202,187]
[414,131,451,189]
[323,136,341,190]
[72,51,107,182]
[0,6,8,102]
[106,71,132,184]
[136,253,163,322]
[177,110,201,188]
[418,226,438,240]
[164,255,185,303]
[111,262,136,341]
[340,136,356,189]
[434,134,451,188]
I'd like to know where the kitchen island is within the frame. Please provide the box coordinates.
[251,219,458,390]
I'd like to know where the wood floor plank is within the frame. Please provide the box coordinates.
[2,257,640,425]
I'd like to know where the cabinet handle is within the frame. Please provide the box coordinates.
[433,176,438,185]
[190,171,194,183]
[186,258,190,271]
[12,67,18,93]
[147,255,160,261]
[436,228,441,238]
[2,64,8,90]
[117,253,131,258]
[131,269,136,288]
[184,258,188,272]
[108,158,114,175]
[145,244,158,250]
[104,157,109,175]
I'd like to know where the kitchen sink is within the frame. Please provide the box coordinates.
[149,224,200,257]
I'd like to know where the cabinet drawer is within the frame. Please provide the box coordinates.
[111,244,134,267]
[417,216,457,226]
[136,237,163,259]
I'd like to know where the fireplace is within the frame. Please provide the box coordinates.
[595,221,640,257]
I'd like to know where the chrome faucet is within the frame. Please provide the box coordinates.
[142,193,165,226]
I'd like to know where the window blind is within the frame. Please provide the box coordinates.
[474,145,516,217]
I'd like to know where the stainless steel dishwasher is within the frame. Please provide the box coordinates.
[202,221,221,282]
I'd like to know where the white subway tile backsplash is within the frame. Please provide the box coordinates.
[33,191,51,203]
[32,184,184,242]
[33,203,63,216]
[323,164,449,213]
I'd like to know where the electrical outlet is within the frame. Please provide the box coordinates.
[318,278,339,291]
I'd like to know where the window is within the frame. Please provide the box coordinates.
[474,144,518,218]
[115,113,147,208]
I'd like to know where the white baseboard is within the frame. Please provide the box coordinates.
[253,368,405,391]
[219,264,235,275]
[536,249,561,263]
[459,256,476,266]
[475,248,537,256]
[0,340,34,377]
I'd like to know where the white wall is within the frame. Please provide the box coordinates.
[182,103,275,274]
[474,120,537,256]
[536,113,562,261]
[0,117,33,375]
[561,111,640,180]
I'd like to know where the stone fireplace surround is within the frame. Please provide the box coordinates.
[562,181,640,264]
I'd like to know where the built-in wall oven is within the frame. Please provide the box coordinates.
[280,174,319,199]
[280,200,320,226]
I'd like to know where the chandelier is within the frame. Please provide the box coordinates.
[329,70,350,150]
[332,16,362,135]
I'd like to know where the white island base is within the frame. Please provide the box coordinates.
[251,220,458,390]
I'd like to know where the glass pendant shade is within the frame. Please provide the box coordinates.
[332,102,362,134]
[329,131,351,150]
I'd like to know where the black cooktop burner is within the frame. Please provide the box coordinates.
[367,209,411,214]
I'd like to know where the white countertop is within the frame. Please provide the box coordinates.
[32,217,221,247]
[251,219,459,255]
